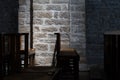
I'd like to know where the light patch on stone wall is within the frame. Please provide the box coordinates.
[19,0,86,66]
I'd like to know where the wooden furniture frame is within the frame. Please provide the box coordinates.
[54,33,80,80]
[0,33,29,76]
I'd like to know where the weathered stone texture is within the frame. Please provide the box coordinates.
[46,5,61,11]
[49,44,56,52]
[45,19,69,25]
[19,0,86,66]
[70,0,86,57]
[19,6,26,12]
[19,25,30,33]
[19,12,26,18]
[33,26,41,32]
[19,18,25,25]
[59,12,69,18]
[41,27,58,32]
[33,19,43,25]
[34,33,47,38]
[51,0,69,3]
[54,12,59,18]
[86,0,120,65]
[61,4,69,11]
[35,57,52,66]
[33,4,43,10]
[33,0,50,4]
[34,44,48,51]
[59,26,69,32]
[34,12,53,18]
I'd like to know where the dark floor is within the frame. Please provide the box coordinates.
[4,71,89,80]
[3,71,107,80]
[3,65,106,80]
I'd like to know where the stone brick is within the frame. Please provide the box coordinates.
[35,57,52,66]
[42,39,56,43]
[59,26,69,32]
[45,19,69,25]
[19,6,26,12]
[33,0,49,4]
[19,26,30,33]
[26,12,30,18]
[47,33,56,38]
[19,12,26,18]
[54,12,59,18]
[70,25,85,33]
[71,19,85,25]
[34,44,48,51]
[71,0,85,4]
[71,12,84,19]
[59,12,69,19]
[41,27,58,32]
[70,36,85,43]
[33,19,43,25]
[25,18,30,24]
[61,39,69,44]
[34,33,47,38]
[37,52,53,57]
[46,5,61,11]
[33,26,40,32]
[61,4,68,11]
[61,33,70,39]
[33,4,43,10]
[19,0,26,5]
[51,0,69,3]
[75,5,85,11]
[49,44,56,52]
[19,18,25,25]
[34,12,52,18]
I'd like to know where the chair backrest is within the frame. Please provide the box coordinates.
[52,33,61,67]
[0,33,29,75]
[0,34,3,78]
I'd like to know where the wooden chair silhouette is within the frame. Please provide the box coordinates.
[54,33,80,80]
[0,33,29,76]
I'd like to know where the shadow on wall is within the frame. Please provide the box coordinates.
[86,0,120,65]
[0,0,18,33]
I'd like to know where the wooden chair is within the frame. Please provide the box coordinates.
[0,33,30,76]
[22,33,60,72]
[54,33,80,80]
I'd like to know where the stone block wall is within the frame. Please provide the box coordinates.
[70,0,86,57]
[19,0,86,66]
[86,0,120,65]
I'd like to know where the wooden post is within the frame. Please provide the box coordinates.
[30,0,33,49]
[24,33,29,68]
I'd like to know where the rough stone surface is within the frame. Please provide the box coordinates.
[34,12,53,18]
[34,44,48,51]
[86,0,120,65]
[51,0,69,3]
[33,0,50,4]
[19,0,86,66]
[45,19,69,25]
